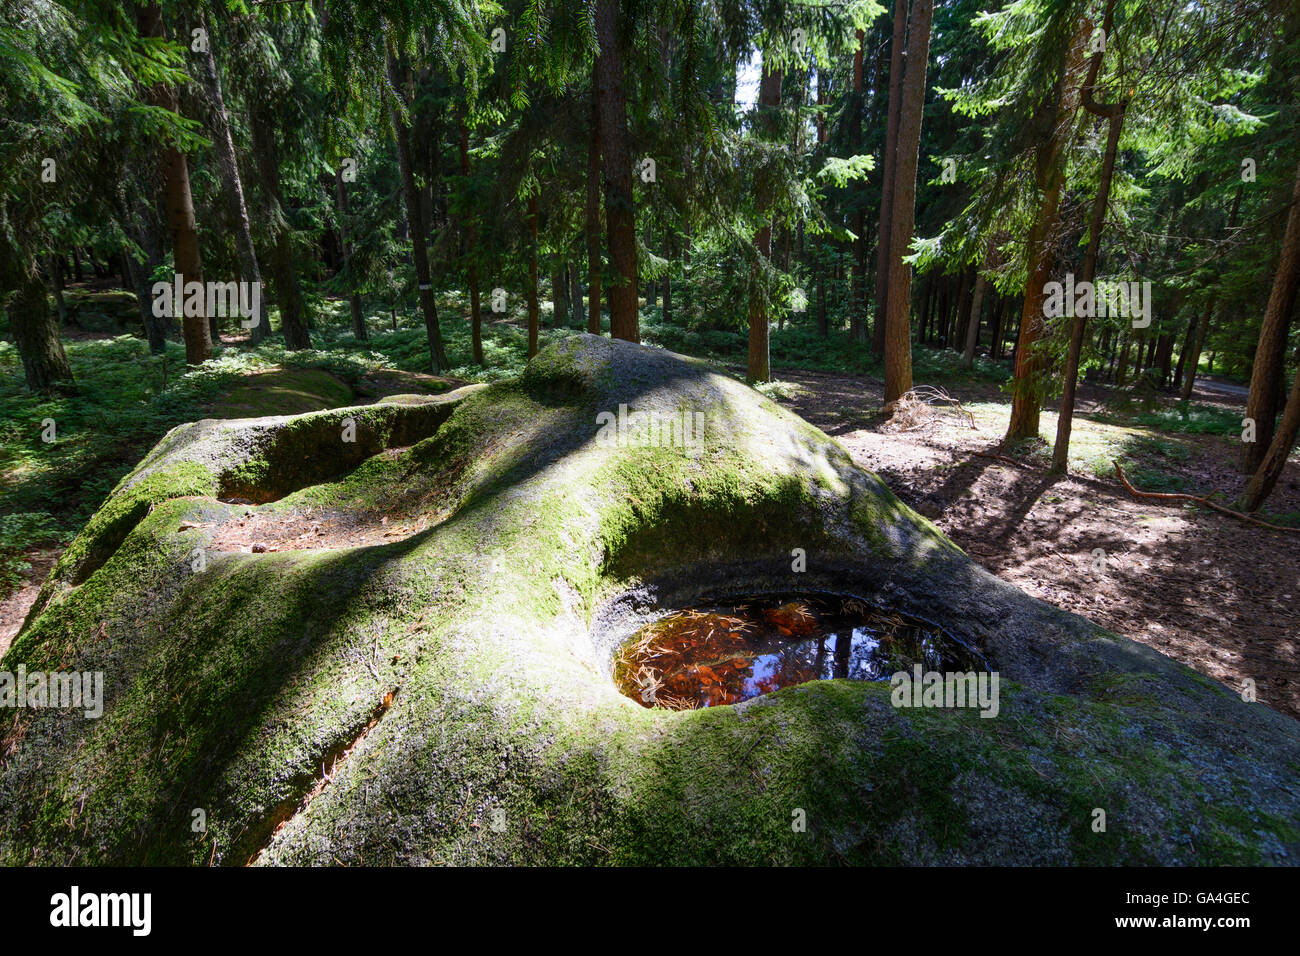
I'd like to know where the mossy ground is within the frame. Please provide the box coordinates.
[208,368,355,418]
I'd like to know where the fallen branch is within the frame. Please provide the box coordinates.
[883,386,977,433]
[1112,461,1300,534]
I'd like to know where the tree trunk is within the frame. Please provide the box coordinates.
[527,194,540,356]
[125,194,167,352]
[963,265,988,367]
[334,168,366,340]
[136,2,211,365]
[388,50,447,371]
[662,232,672,326]
[849,28,866,343]
[919,276,932,342]
[569,261,583,326]
[198,13,265,343]
[1173,317,1194,390]
[1182,189,1243,401]
[249,103,311,351]
[584,85,605,335]
[951,269,971,349]
[593,0,639,342]
[747,60,783,383]
[815,249,828,336]
[1006,36,1082,441]
[644,222,656,308]
[552,264,569,330]
[883,0,933,404]
[1242,155,1300,472]
[456,116,483,365]
[1116,333,1133,386]
[1052,105,1124,469]
[988,293,1003,359]
[873,0,908,357]
[47,255,67,325]
[3,241,74,392]
[1180,303,1214,401]
[1240,358,1300,511]
[1155,331,1174,387]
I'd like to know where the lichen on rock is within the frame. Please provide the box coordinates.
[1,335,1297,866]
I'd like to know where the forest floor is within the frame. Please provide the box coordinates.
[771,367,1300,721]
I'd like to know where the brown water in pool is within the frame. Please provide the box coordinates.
[613,594,987,710]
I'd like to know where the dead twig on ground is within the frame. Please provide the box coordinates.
[1112,461,1300,534]
[882,386,977,433]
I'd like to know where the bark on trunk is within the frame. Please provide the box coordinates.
[586,86,603,334]
[249,104,311,351]
[3,240,74,392]
[47,255,67,325]
[457,116,483,365]
[1052,102,1124,470]
[883,0,933,404]
[1006,33,1084,441]
[1006,184,1063,440]
[873,0,908,357]
[849,29,866,343]
[662,232,672,326]
[746,60,783,383]
[137,2,211,365]
[198,13,265,343]
[552,264,569,329]
[569,261,583,326]
[1241,359,1300,510]
[527,194,540,356]
[962,265,988,367]
[335,168,366,340]
[1242,154,1300,472]
[593,0,639,342]
[951,269,971,348]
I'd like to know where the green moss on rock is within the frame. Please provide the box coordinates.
[2,336,1297,866]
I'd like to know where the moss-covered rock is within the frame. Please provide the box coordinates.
[1,336,1296,866]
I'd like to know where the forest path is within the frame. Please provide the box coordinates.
[771,366,1300,721]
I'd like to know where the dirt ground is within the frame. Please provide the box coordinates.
[774,367,1300,721]
[0,546,58,657]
